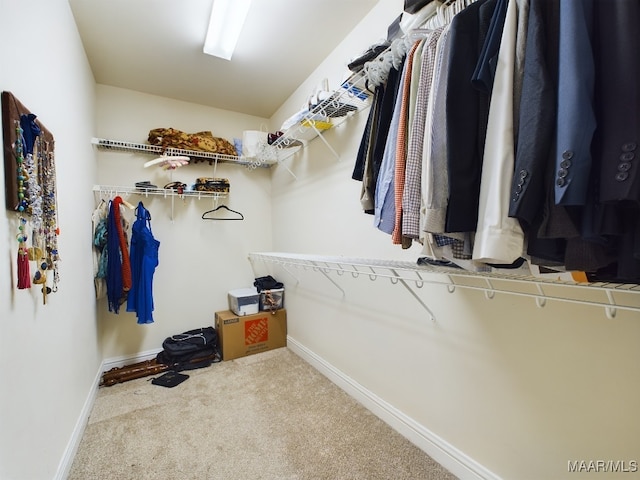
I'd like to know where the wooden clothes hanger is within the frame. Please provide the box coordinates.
[113,194,135,210]
[201,204,244,221]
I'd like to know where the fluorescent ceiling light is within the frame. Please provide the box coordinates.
[203,0,252,60]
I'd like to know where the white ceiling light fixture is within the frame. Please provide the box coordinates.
[203,0,252,60]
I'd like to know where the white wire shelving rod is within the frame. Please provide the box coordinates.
[248,252,640,319]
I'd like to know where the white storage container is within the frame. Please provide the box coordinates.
[228,288,260,316]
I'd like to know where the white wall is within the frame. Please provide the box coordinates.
[94,85,274,359]
[0,0,100,479]
[265,1,640,479]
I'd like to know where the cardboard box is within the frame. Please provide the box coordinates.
[215,309,287,361]
[228,287,260,316]
[259,288,285,311]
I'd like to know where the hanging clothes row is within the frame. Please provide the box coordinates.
[92,196,160,323]
[353,0,640,283]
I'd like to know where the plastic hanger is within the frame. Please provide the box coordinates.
[201,204,244,221]
[143,155,190,169]
[408,28,432,43]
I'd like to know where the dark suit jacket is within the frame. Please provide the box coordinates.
[471,0,508,94]
[509,0,555,229]
[591,0,640,281]
[594,0,640,205]
[371,62,403,192]
[525,0,584,264]
[444,0,496,233]
[553,0,595,206]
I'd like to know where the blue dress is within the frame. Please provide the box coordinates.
[127,202,160,324]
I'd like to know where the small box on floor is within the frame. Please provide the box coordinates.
[214,309,287,361]
[228,287,260,316]
[259,288,285,312]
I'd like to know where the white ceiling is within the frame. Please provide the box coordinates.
[68,0,381,118]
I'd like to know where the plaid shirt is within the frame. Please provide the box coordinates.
[392,41,421,246]
[403,27,446,241]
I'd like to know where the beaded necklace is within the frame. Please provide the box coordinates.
[14,122,30,289]
[14,122,28,213]
[39,137,60,292]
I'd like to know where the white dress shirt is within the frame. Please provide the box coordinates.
[472,0,525,264]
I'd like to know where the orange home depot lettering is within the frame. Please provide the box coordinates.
[244,317,269,345]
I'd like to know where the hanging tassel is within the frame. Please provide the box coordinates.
[17,246,31,289]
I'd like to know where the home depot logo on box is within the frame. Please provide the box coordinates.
[245,317,269,345]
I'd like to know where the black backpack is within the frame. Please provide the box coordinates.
[156,327,221,371]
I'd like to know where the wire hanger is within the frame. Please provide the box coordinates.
[201,204,244,221]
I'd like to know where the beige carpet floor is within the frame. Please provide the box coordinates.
[69,348,457,480]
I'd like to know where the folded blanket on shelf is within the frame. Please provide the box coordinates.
[147,128,237,157]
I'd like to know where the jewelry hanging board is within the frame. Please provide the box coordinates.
[2,91,55,211]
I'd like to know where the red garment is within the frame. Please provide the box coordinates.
[112,196,132,291]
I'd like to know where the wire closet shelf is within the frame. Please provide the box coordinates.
[91,137,273,168]
[248,252,640,321]
[92,184,228,200]
[268,72,373,160]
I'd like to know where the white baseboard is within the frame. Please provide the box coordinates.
[287,336,501,480]
[55,349,163,479]
[55,364,103,480]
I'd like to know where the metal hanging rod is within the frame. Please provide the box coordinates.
[248,252,640,320]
